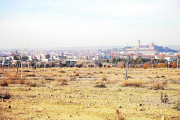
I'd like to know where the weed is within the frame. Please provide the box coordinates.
[69,75,76,81]
[101,75,107,81]
[94,84,106,88]
[45,78,54,81]
[30,82,36,87]
[61,79,68,85]
[24,70,31,72]
[155,76,160,78]
[74,73,79,76]
[161,92,169,103]
[17,79,24,84]
[59,70,65,73]
[25,74,36,77]
[116,109,125,120]
[173,101,180,111]
[121,80,143,87]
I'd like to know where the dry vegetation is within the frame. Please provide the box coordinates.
[0,67,180,120]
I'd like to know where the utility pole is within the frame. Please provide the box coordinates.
[1,51,3,69]
[44,62,46,72]
[168,61,169,71]
[126,44,128,80]
[177,59,179,70]
[94,59,95,71]
[21,43,23,78]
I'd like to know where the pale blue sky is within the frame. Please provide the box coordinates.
[0,0,180,49]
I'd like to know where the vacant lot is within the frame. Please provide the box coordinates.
[0,67,180,120]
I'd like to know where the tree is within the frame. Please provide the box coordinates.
[112,58,116,64]
[105,59,109,63]
[116,58,121,63]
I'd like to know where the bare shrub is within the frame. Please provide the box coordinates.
[29,82,36,87]
[0,80,8,87]
[116,109,125,120]
[117,62,125,68]
[25,73,36,77]
[69,75,76,81]
[173,101,180,111]
[61,79,68,85]
[17,79,24,84]
[121,80,143,87]
[106,65,111,68]
[0,90,11,99]
[161,92,169,103]
[10,73,19,80]
[151,82,167,90]
[101,75,107,81]
[74,72,79,76]
[8,79,15,84]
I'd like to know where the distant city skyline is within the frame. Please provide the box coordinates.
[0,0,180,49]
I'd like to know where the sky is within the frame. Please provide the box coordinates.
[0,0,180,49]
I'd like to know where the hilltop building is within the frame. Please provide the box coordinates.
[127,40,177,54]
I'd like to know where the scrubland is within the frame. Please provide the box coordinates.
[0,67,180,120]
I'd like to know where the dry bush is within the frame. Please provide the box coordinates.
[0,90,11,99]
[17,79,24,84]
[107,80,119,84]
[143,64,147,69]
[69,75,76,81]
[173,101,180,111]
[117,62,125,68]
[10,73,19,80]
[59,70,65,73]
[24,80,31,85]
[8,79,15,84]
[29,82,37,87]
[24,69,31,72]
[150,81,167,90]
[121,80,143,87]
[45,77,54,81]
[25,73,36,77]
[0,80,8,87]
[74,72,79,76]
[101,75,107,81]
[106,65,111,68]
[161,92,169,103]
[60,79,68,85]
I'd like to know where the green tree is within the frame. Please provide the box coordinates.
[112,58,116,63]
[106,59,109,63]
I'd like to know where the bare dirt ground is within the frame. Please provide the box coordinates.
[0,67,180,120]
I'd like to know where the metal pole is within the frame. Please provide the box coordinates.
[21,43,23,78]
[1,51,3,69]
[94,59,95,71]
[177,59,178,70]
[168,61,169,71]
[126,46,128,80]
[44,63,45,72]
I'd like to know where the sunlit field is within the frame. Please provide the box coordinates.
[0,67,180,120]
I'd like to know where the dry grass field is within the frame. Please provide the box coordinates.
[0,67,180,120]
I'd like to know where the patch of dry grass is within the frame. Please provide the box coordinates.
[121,80,143,87]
